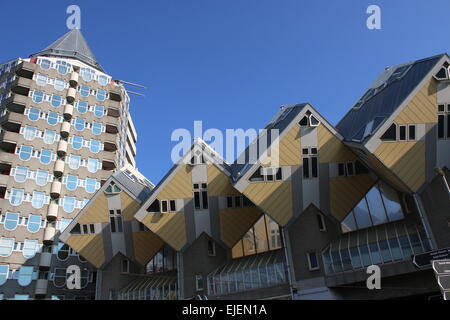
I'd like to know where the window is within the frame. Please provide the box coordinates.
[66,176,78,191]
[22,240,38,259]
[56,243,70,261]
[68,155,81,169]
[307,252,319,271]
[98,75,108,86]
[23,126,37,141]
[79,85,90,97]
[4,212,19,231]
[193,184,208,210]
[28,108,40,121]
[249,167,282,182]
[18,146,33,161]
[122,260,129,274]
[207,240,216,256]
[47,112,59,126]
[87,158,100,173]
[18,266,34,287]
[438,104,450,140]
[39,150,53,165]
[63,197,76,213]
[35,74,48,86]
[32,91,44,103]
[40,59,51,70]
[74,118,86,131]
[27,215,42,233]
[317,214,326,232]
[0,238,15,257]
[54,78,65,91]
[32,192,47,209]
[94,105,105,118]
[58,219,73,233]
[0,265,8,286]
[91,122,103,135]
[71,136,84,150]
[302,148,318,179]
[110,210,123,233]
[35,170,50,187]
[9,189,24,206]
[85,179,98,194]
[195,274,204,291]
[56,61,70,75]
[13,167,28,183]
[381,123,397,141]
[51,95,63,107]
[76,101,88,114]
[89,140,102,154]
[80,68,95,82]
[96,89,107,101]
[105,182,121,194]
[43,130,57,144]
[299,112,320,127]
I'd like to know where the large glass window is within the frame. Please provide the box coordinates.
[98,75,108,86]
[54,79,66,91]
[87,158,100,173]
[9,189,24,206]
[18,146,33,161]
[40,150,53,165]
[40,59,51,70]
[85,179,98,194]
[91,122,103,135]
[47,112,59,126]
[96,89,107,101]
[94,105,105,118]
[13,167,28,183]
[43,130,57,144]
[0,265,8,286]
[66,176,78,191]
[35,170,50,187]
[23,126,37,141]
[74,118,86,131]
[81,68,95,82]
[68,155,81,170]
[89,140,101,154]
[32,91,44,103]
[80,85,90,97]
[51,95,63,107]
[63,197,76,213]
[0,238,15,257]
[18,266,34,287]
[71,136,84,150]
[56,61,70,75]
[28,108,41,121]
[32,192,46,209]
[35,74,48,86]
[27,215,42,233]
[76,101,88,114]
[58,219,72,233]
[4,212,19,231]
[23,240,39,259]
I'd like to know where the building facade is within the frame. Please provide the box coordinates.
[61,54,450,300]
[0,29,138,300]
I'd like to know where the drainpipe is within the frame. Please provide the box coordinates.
[281,228,296,300]
[413,194,438,250]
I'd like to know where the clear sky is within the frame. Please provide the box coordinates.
[1,0,449,184]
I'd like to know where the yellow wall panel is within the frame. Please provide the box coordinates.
[120,192,141,222]
[66,234,105,268]
[262,125,301,167]
[395,79,437,124]
[78,194,109,224]
[207,165,240,196]
[219,207,263,248]
[158,165,193,200]
[330,175,376,222]
[243,181,293,226]
[318,125,356,163]
[142,213,187,251]
[132,232,165,265]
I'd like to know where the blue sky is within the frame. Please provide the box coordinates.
[1,0,450,183]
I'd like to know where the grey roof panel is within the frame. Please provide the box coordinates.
[31,29,104,72]
[336,54,443,142]
[112,171,153,203]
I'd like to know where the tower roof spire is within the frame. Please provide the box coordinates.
[31,29,104,72]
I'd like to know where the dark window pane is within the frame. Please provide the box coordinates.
[438,115,445,139]
[379,240,392,263]
[194,192,200,209]
[381,124,397,141]
[399,236,413,259]
[243,196,252,207]
[249,167,264,182]
[341,213,357,233]
[234,196,241,208]
[366,186,389,226]
[355,160,369,175]
[226,197,233,208]
[202,191,208,209]
[359,245,372,267]
[340,249,352,271]
[349,247,362,269]
[82,225,88,234]
[299,116,308,126]
[110,218,116,233]
[308,253,318,269]
[275,168,282,181]
[438,104,445,112]
[147,200,160,213]
[338,163,345,176]
[317,214,325,231]
[353,199,372,229]
[447,115,450,138]
[388,238,403,260]
[399,126,407,141]
[347,162,354,176]
[303,158,310,178]
[311,157,318,178]
[117,218,123,232]
[408,234,423,255]
[170,200,176,212]
[409,125,416,140]
[369,243,382,265]
[161,201,168,212]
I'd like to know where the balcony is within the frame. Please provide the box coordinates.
[54,159,65,177]
[4,94,27,114]
[63,104,74,120]
[57,140,68,157]
[47,203,59,220]
[43,226,56,244]
[60,121,71,138]
[11,77,32,96]
[35,279,49,295]
[38,252,52,269]
[104,141,118,153]
[50,181,62,198]
[69,72,79,87]
[67,87,76,103]
[0,111,23,126]
[15,61,37,79]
